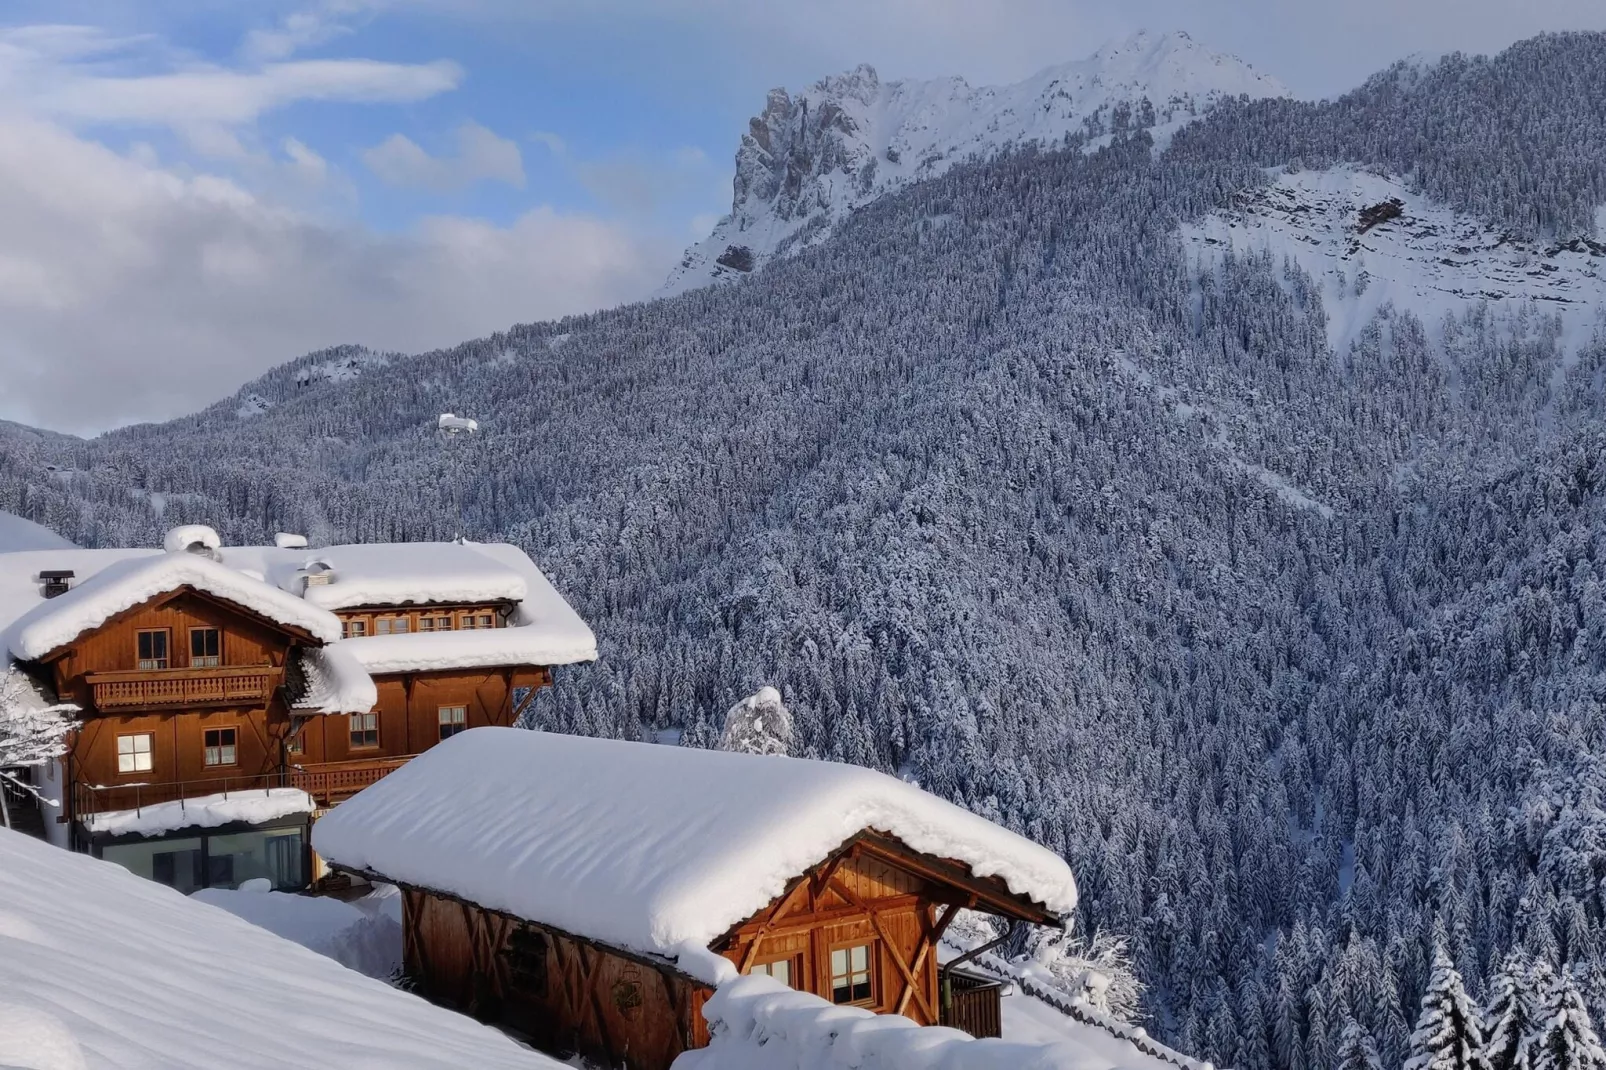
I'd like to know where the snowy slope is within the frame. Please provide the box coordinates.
[662,30,1286,295]
[0,828,564,1069]
[0,510,74,551]
[1182,167,1606,358]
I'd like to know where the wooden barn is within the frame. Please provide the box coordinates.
[313,727,1079,1070]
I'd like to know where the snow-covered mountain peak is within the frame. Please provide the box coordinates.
[661,30,1287,296]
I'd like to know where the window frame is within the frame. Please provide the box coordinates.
[188,626,222,668]
[135,629,170,670]
[437,705,468,740]
[348,711,380,750]
[828,940,877,1007]
[375,616,410,636]
[341,619,368,639]
[746,953,801,989]
[117,732,154,775]
[202,727,238,768]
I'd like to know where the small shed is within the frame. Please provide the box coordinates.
[313,728,1078,1070]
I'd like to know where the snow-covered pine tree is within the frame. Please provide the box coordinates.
[1405,941,1492,1070]
[0,668,77,828]
[1524,971,1606,1070]
[715,686,795,756]
[1484,951,1542,1070]
[1338,1017,1384,1070]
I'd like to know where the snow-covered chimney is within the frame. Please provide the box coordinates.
[163,525,222,559]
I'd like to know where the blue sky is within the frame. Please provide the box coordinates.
[0,0,1600,433]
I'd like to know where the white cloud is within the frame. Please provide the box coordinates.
[243,1,379,61]
[362,121,526,191]
[0,116,667,433]
[282,137,329,184]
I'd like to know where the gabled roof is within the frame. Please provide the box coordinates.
[4,553,344,663]
[0,828,566,1070]
[312,728,1078,985]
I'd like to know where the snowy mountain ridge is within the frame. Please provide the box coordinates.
[661,30,1288,295]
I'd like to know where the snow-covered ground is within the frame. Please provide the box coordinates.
[664,31,1286,295]
[1182,167,1606,359]
[0,828,566,1069]
[0,510,74,551]
[192,882,404,979]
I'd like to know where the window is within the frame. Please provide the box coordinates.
[749,957,796,988]
[117,733,153,774]
[375,617,409,636]
[349,711,379,749]
[830,944,875,1005]
[460,612,495,630]
[479,614,495,629]
[438,705,467,740]
[189,627,221,668]
[286,731,304,756]
[203,728,237,767]
[136,629,169,670]
[419,615,453,632]
[342,619,367,639]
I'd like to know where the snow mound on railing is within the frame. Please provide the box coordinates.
[673,976,1150,1070]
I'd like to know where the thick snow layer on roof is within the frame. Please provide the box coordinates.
[314,728,1077,984]
[225,541,531,610]
[83,787,315,837]
[6,552,343,661]
[339,625,594,674]
[293,643,378,714]
[0,510,75,551]
[673,976,1147,1070]
[0,829,565,1069]
[0,548,157,637]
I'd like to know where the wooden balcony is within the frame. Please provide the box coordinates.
[85,666,284,712]
[291,755,417,806]
[941,973,1004,1039]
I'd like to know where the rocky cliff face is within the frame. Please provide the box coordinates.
[661,31,1288,296]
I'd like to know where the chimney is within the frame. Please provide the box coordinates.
[39,570,74,598]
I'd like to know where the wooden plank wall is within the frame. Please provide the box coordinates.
[295,667,549,764]
[403,888,709,1070]
[716,848,951,1026]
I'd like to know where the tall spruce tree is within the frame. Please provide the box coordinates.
[1524,971,1606,1070]
[1338,1017,1384,1070]
[1484,952,1542,1070]
[1406,942,1492,1070]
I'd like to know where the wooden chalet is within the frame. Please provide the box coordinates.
[312,728,1079,1070]
[0,526,596,893]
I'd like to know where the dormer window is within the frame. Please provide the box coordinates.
[136,630,169,670]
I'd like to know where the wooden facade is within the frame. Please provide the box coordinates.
[382,831,1058,1070]
[24,584,558,855]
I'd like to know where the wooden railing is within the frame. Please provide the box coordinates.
[291,755,417,806]
[85,666,284,711]
[941,973,1003,1039]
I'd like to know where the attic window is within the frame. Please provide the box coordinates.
[190,628,221,668]
[136,630,169,670]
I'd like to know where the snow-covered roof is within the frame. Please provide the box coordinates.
[313,728,1078,985]
[5,552,345,661]
[83,787,316,838]
[224,541,530,611]
[292,643,379,714]
[0,828,565,1070]
[337,626,593,675]
[0,535,596,678]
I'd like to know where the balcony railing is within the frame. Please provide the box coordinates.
[291,755,417,806]
[73,772,287,825]
[85,666,284,711]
